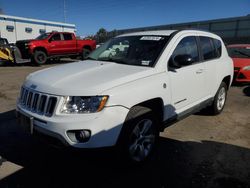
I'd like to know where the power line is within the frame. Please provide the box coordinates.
[63,0,66,23]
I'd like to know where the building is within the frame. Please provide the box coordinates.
[0,14,76,43]
[108,15,250,44]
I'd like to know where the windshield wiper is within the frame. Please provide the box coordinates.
[234,50,250,58]
[85,57,97,60]
[97,57,128,65]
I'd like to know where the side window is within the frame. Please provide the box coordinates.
[63,33,73,40]
[200,36,217,60]
[170,36,199,67]
[50,34,61,41]
[213,39,222,58]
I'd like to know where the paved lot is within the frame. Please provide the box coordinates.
[0,62,250,188]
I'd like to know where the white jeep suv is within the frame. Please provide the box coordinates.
[16,30,233,162]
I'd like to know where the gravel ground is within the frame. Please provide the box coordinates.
[0,62,250,188]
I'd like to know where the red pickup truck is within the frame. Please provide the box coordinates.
[16,32,96,65]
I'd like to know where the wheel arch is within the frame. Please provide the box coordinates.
[33,47,48,55]
[82,45,92,52]
[128,98,164,131]
[222,75,231,90]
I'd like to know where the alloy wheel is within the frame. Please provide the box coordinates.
[128,119,155,162]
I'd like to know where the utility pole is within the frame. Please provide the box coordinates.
[63,0,66,23]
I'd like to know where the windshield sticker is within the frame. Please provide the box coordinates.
[141,60,151,66]
[140,36,163,41]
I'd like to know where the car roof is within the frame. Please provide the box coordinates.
[119,30,177,37]
[49,31,73,34]
[118,29,220,38]
[227,44,250,48]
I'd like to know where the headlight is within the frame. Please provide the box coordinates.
[25,43,30,48]
[242,66,250,71]
[61,96,109,114]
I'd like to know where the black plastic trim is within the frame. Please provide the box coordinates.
[161,97,214,131]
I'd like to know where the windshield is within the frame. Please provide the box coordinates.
[227,46,250,58]
[36,33,51,40]
[88,35,170,67]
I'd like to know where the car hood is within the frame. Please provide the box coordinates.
[16,39,34,43]
[16,39,43,44]
[24,60,157,96]
[232,58,250,68]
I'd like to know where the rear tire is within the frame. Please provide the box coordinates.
[209,82,228,115]
[81,48,91,60]
[117,106,159,163]
[50,57,60,63]
[33,50,47,65]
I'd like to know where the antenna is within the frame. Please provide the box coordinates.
[63,0,66,23]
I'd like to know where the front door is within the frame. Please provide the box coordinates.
[168,36,206,113]
[48,33,63,55]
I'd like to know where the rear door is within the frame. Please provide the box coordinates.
[168,36,207,113]
[199,36,222,97]
[62,33,77,54]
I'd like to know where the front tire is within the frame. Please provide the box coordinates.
[33,50,47,65]
[117,106,159,163]
[209,82,228,115]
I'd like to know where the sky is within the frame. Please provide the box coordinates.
[0,0,249,36]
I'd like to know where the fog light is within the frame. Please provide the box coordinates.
[67,130,91,143]
[75,130,91,142]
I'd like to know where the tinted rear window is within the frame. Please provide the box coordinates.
[213,39,222,58]
[63,33,73,40]
[200,36,217,61]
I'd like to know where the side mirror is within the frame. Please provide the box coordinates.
[169,54,194,68]
[48,37,55,43]
[174,54,194,66]
[168,57,181,68]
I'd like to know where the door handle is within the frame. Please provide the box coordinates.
[196,69,204,74]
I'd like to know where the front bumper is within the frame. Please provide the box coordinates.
[16,104,129,148]
[15,42,32,59]
[234,69,250,83]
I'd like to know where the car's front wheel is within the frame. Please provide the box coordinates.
[33,50,47,65]
[117,106,159,163]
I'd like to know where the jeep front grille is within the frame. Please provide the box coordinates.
[19,87,58,117]
[15,41,30,59]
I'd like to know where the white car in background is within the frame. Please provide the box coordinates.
[96,43,104,48]
[16,30,233,163]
